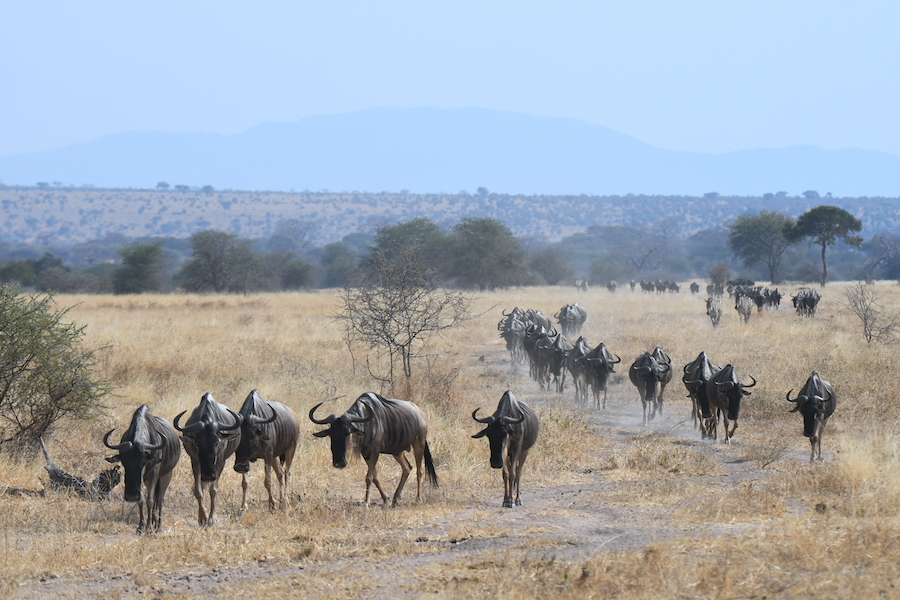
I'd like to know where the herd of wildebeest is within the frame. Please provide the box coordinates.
[34,280,834,536]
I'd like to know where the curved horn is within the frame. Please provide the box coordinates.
[173,411,205,434]
[501,413,525,425]
[219,408,243,432]
[249,403,279,426]
[308,402,338,425]
[742,374,757,389]
[143,438,165,452]
[502,308,511,316]
[785,389,798,403]
[716,380,735,390]
[345,402,374,424]
[102,429,132,452]
[472,408,496,424]
[612,354,621,364]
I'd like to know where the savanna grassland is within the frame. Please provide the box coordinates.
[3,283,900,599]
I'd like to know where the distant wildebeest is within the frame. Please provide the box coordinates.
[103,405,181,533]
[630,279,636,292]
[629,347,673,425]
[786,371,836,462]
[472,390,539,508]
[174,393,243,525]
[690,282,700,294]
[578,342,621,410]
[555,303,587,338]
[233,390,300,511]
[606,280,617,293]
[682,352,721,438]
[706,296,723,328]
[705,365,756,442]
[792,289,821,317]
[735,294,753,323]
[575,279,589,292]
[310,392,438,506]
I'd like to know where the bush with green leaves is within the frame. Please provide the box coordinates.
[0,285,110,452]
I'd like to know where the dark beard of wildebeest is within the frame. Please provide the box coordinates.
[705,364,756,443]
[472,390,539,508]
[629,347,673,426]
[309,392,438,507]
[577,341,621,410]
[103,405,181,534]
[173,393,243,525]
[786,371,837,463]
[233,390,300,512]
[682,351,721,438]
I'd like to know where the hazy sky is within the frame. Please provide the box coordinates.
[3,1,898,159]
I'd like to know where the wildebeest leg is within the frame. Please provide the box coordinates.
[137,498,147,533]
[154,469,173,532]
[411,439,425,501]
[513,449,530,506]
[263,459,277,510]
[190,457,208,525]
[364,455,389,506]
[281,447,296,508]
[270,456,287,509]
[724,420,738,443]
[240,472,250,512]
[502,449,518,508]
[391,452,412,507]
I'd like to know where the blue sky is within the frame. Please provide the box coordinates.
[3,1,898,159]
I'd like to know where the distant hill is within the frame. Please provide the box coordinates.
[0,186,897,246]
[1,107,900,197]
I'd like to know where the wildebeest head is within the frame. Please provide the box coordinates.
[103,408,166,503]
[714,365,756,421]
[309,399,373,469]
[234,390,280,474]
[471,392,526,469]
[630,352,669,401]
[174,393,242,482]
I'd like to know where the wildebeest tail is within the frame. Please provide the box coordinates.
[424,442,438,488]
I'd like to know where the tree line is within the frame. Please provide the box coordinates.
[0,205,890,295]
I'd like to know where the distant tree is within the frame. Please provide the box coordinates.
[34,267,103,294]
[320,242,359,288]
[367,218,450,276]
[0,260,36,287]
[529,247,575,285]
[703,192,719,199]
[179,230,259,293]
[174,184,189,192]
[36,182,49,189]
[281,259,316,290]
[775,191,788,198]
[266,219,316,253]
[448,217,527,290]
[802,190,820,199]
[200,185,214,195]
[156,181,170,190]
[788,205,863,286]
[113,242,164,294]
[477,187,489,197]
[728,211,795,283]
[763,193,775,200]
[708,262,731,288]
[0,286,110,452]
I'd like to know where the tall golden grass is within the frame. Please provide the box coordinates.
[1,282,899,597]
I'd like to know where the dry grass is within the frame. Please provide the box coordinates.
[1,282,899,597]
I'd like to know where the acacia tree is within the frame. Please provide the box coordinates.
[179,230,259,293]
[727,211,795,283]
[789,206,863,287]
[0,285,109,452]
[333,249,470,392]
[448,217,527,290]
[113,242,164,294]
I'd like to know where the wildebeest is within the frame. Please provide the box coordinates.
[566,336,594,404]
[555,303,587,338]
[310,392,438,506]
[705,364,756,442]
[174,393,243,525]
[690,282,700,294]
[575,279,589,292]
[735,294,753,323]
[786,371,837,462]
[498,308,528,365]
[472,390,539,508]
[579,342,621,410]
[792,289,821,317]
[682,352,721,438]
[103,405,181,533]
[525,309,553,331]
[233,390,300,511]
[706,296,723,328]
[629,347,673,425]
